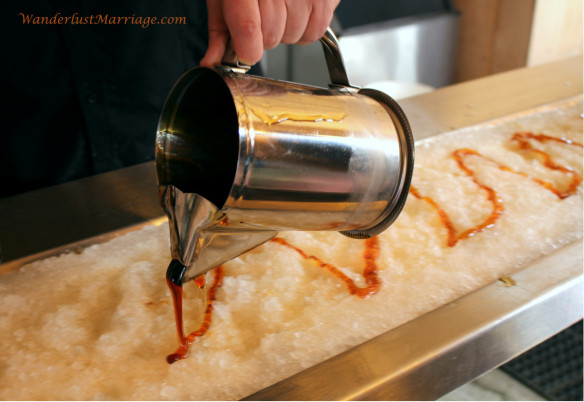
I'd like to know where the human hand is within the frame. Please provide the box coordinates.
[199,0,340,67]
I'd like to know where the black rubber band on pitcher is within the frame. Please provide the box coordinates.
[340,88,415,239]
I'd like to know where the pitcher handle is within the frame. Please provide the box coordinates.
[221,27,355,88]
[221,41,251,73]
[319,27,354,88]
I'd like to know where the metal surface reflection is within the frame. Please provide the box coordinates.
[156,29,414,281]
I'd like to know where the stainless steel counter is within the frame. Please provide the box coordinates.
[246,242,582,400]
[0,57,582,400]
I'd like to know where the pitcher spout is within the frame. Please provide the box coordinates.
[160,185,277,283]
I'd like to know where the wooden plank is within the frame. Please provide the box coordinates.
[527,0,584,66]
[492,0,536,73]
[453,0,535,82]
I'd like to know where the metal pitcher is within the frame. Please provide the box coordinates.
[156,28,414,284]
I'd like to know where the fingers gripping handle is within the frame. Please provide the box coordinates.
[221,40,251,72]
[221,27,354,88]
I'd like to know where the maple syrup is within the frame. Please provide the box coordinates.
[250,107,346,126]
[165,131,582,363]
[166,264,224,364]
[409,132,582,247]
[270,236,381,298]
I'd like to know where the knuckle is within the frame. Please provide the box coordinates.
[281,33,301,44]
[235,18,261,37]
[263,33,280,49]
[300,30,321,44]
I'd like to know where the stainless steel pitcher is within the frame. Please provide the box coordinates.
[156,28,414,284]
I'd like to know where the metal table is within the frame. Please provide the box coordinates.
[0,57,582,400]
